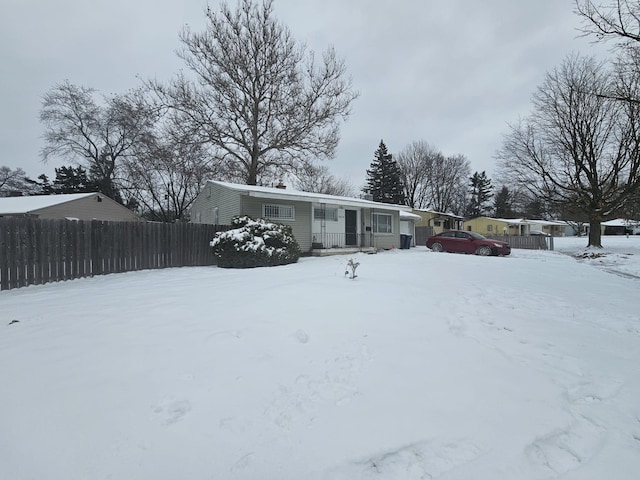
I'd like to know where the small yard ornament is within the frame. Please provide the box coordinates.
[345,258,360,279]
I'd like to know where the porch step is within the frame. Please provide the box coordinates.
[310,247,377,257]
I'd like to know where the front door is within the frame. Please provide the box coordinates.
[345,210,357,246]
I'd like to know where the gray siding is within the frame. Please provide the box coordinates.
[32,195,140,222]
[369,208,401,250]
[241,196,313,251]
[190,182,242,224]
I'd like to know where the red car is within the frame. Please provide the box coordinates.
[426,230,511,256]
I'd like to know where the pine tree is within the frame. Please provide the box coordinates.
[363,140,405,204]
[465,171,493,217]
[51,166,100,194]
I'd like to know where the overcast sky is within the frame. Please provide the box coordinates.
[1,0,609,189]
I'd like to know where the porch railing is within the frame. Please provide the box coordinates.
[311,232,373,249]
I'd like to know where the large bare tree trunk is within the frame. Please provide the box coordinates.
[588,220,603,247]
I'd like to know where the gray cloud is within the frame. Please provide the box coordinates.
[1,0,607,188]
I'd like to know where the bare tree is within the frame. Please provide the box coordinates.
[149,0,358,186]
[497,54,640,247]
[40,81,158,202]
[396,141,437,208]
[124,133,217,222]
[395,141,470,212]
[0,166,34,196]
[425,153,471,215]
[292,162,355,197]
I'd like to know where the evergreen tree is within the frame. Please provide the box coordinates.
[494,185,513,218]
[363,140,405,204]
[26,166,103,196]
[465,171,493,217]
[51,166,100,194]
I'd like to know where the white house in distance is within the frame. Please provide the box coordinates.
[190,180,415,253]
[0,193,141,222]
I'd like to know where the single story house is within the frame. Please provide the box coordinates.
[601,218,640,235]
[464,217,527,236]
[190,180,414,253]
[522,219,567,237]
[0,192,142,222]
[411,209,464,234]
[464,217,566,236]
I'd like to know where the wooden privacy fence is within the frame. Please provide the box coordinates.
[414,226,435,247]
[0,218,228,291]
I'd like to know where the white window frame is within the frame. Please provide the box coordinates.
[372,213,393,234]
[263,203,295,221]
[313,206,338,222]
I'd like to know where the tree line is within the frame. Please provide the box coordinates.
[360,139,551,219]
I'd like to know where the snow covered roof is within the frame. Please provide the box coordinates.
[210,180,413,213]
[523,219,567,226]
[482,217,566,226]
[0,193,97,215]
[400,210,421,220]
[412,208,463,218]
[602,218,640,227]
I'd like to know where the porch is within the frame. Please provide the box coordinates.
[309,232,377,256]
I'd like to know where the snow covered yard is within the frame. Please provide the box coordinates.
[1,235,639,479]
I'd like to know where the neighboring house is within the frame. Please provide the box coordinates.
[464,216,567,236]
[412,209,464,234]
[464,217,526,236]
[602,218,640,235]
[523,219,567,237]
[190,180,413,253]
[0,193,142,222]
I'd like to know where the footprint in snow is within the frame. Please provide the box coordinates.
[152,397,192,425]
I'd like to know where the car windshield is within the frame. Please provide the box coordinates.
[468,232,486,240]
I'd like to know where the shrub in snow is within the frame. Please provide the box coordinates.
[345,258,359,279]
[210,216,301,268]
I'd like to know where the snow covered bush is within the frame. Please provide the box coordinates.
[210,216,301,268]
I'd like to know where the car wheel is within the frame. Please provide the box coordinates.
[476,245,492,256]
[431,242,444,252]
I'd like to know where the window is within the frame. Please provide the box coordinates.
[487,224,493,232]
[212,207,219,225]
[372,213,393,233]
[263,204,295,220]
[314,207,338,221]
[434,220,442,227]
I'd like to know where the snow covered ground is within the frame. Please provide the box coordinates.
[1,235,639,479]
